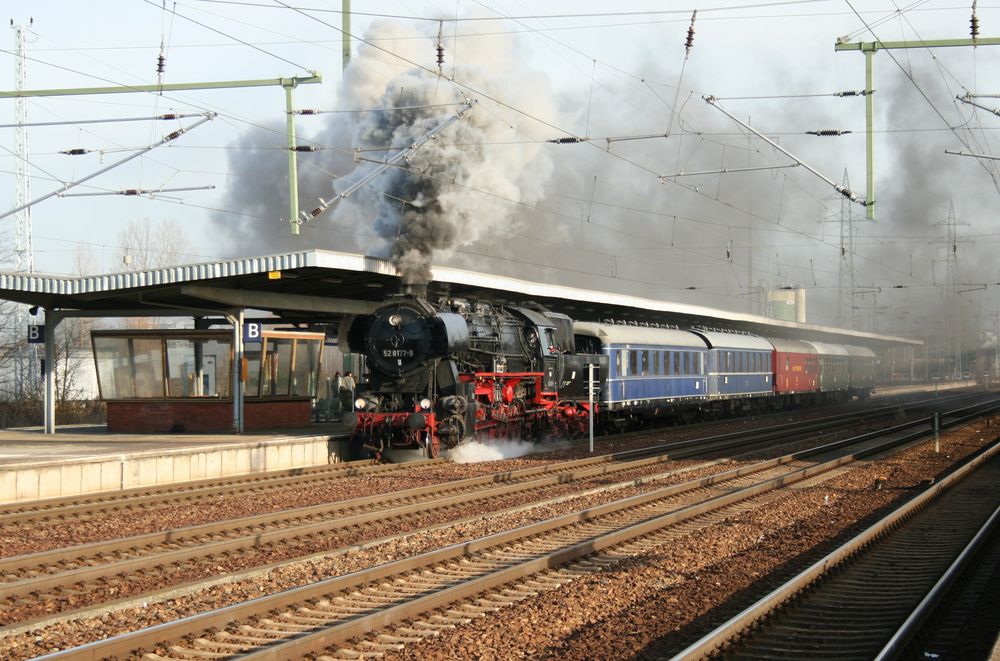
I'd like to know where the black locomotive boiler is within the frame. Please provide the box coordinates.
[338,293,607,460]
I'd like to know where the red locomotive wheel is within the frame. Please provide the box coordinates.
[428,435,441,459]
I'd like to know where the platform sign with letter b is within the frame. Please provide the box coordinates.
[28,324,44,344]
[243,322,263,344]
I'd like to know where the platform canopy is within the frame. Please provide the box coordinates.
[0,248,919,349]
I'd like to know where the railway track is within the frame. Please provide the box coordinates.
[1,390,969,530]
[673,438,1000,660]
[32,403,990,660]
[0,403,901,627]
[2,396,993,631]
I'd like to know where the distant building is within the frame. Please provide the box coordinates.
[768,288,806,323]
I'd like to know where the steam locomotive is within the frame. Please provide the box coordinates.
[338,293,607,460]
[338,293,878,461]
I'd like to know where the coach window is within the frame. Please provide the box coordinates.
[615,350,622,377]
[653,351,660,376]
[628,350,637,376]
[641,350,649,376]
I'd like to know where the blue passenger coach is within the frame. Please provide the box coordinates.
[690,330,774,401]
[573,322,708,411]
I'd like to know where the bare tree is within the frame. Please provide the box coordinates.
[117,217,194,330]
[118,217,193,271]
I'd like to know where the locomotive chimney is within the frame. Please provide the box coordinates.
[401,279,428,299]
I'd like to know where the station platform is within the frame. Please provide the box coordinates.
[0,424,350,506]
[0,381,978,507]
[872,380,975,397]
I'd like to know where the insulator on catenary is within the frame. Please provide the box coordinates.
[971,15,980,40]
[158,113,178,120]
[60,148,91,156]
[684,10,697,59]
[807,129,852,136]
[292,145,318,152]
[297,109,318,115]
[156,53,166,74]
[548,137,584,144]
[436,20,445,74]
[304,198,330,219]
[834,90,873,97]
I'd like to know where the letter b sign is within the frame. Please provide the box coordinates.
[243,322,263,344]
[27,324,44,344]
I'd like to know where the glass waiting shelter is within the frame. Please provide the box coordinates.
[91,328,325,432]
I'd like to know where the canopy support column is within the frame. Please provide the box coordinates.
[42,309,63,434]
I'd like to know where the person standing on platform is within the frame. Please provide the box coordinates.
[331,371,343,420]
[341,370,356,414]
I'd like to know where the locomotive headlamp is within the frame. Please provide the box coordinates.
[419,398,432,410]
[355,397,368,410]
[388,313,403,327]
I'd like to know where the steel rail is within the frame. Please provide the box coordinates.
[0,403,911,631]
[35,406,971,661]
[0,390,971,525]
[874,502,1000,659]
[669,439,1000,660]
[0,401,920,583]
[0,450,700,600]
[7,400,984,626]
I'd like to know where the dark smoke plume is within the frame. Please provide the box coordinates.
[210,19,556,284]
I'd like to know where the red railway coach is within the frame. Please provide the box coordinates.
[768,338,819,397]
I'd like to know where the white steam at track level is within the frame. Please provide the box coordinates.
[450,439,537,464]
[328,20,556,284]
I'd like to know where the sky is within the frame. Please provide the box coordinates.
[3,1,1000,349]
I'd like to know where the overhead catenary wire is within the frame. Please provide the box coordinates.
[0,113,215,220]
[703,96,868,206]
[842,0,1000,192]
[58,185,216,197]
[299,100,478,222]
[0,0,964,300]
[0,112,204,129]
[141,0,315,74]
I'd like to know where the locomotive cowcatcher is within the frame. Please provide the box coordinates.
[338,290,608,460]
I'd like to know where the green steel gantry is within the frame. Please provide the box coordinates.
[835,36,1000,221]
[0,75,323,235]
